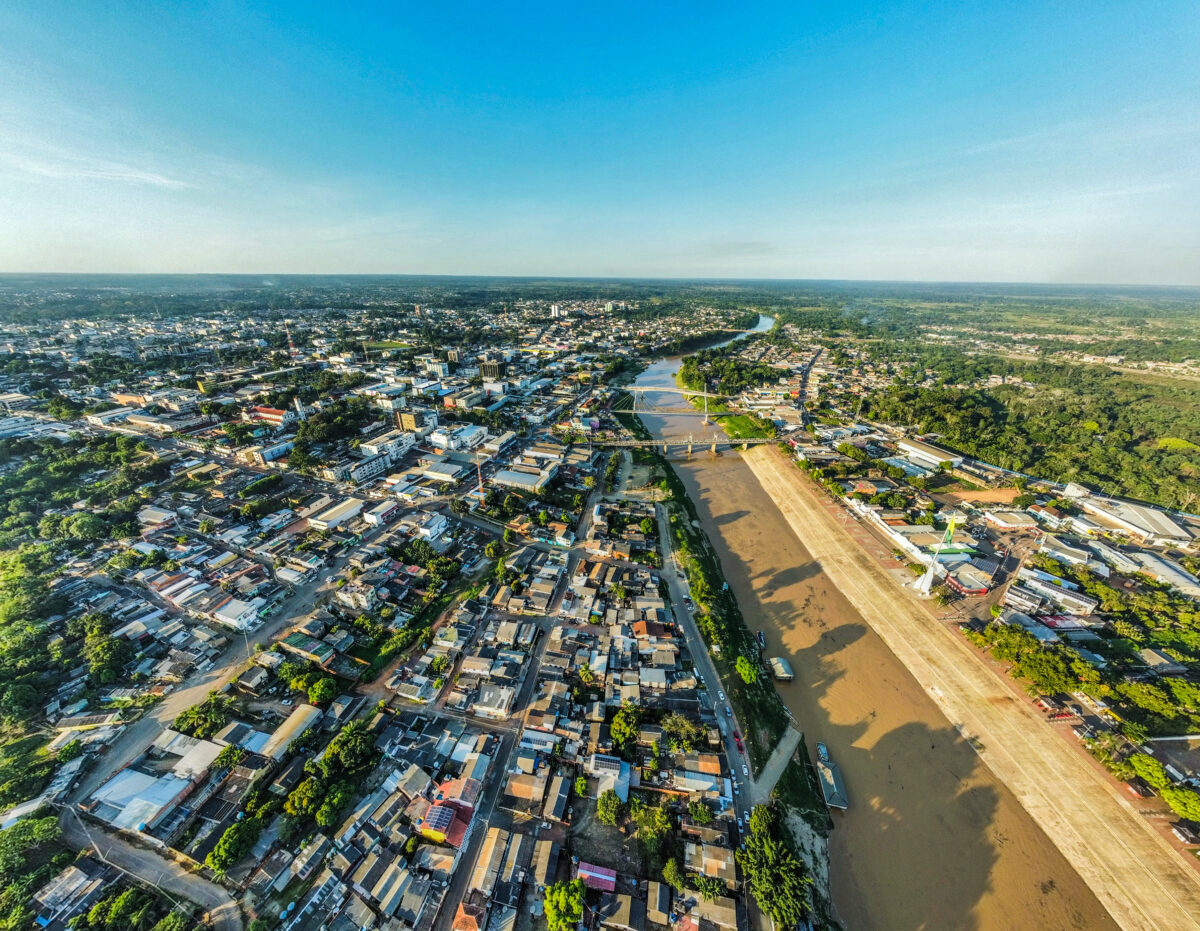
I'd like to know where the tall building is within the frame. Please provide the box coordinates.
[480,361,505,380]
[396,410,426,431]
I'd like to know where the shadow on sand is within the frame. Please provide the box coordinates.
[674,461,1004,931]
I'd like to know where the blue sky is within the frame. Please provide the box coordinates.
[1,1,1197,282]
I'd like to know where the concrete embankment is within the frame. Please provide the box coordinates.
[742,443,1200,931]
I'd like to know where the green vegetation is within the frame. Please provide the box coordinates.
[736,655,759,684]
[280,720,378,843]
[864,359,1200,511]
[650,449,789,768]
[65,883,193,930]
[628,795,673,865]
[543,879,585,931]
[596,789,622,826]
[662,856,686,892]
[205,819,261,874]
[690,874,726,901]
[678,345,780,395]
[173,692,233,739]
[0,813,71,930]
[238,474,283,498]
[660,711,705,753]
[736,804,813,928]
[609,701,641,755]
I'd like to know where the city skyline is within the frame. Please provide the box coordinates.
[1,1,1198,283]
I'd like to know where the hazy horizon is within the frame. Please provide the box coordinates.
[1,2,1197,285]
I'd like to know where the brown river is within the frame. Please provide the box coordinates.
[632,323,1113,930]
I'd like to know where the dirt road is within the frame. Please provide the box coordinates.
[59,807,242,931]
[746,444,1200,931]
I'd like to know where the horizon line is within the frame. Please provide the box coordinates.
[1,271,1198,290]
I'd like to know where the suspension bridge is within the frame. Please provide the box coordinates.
[619,384,732,421]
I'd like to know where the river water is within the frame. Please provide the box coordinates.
[632,318,1112,930]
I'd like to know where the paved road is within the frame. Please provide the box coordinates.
[747,443,1200,931]
[59,806,243,931]
[655,502,754,827]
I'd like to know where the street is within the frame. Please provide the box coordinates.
[58,806,243,931]
[654,501,755,828]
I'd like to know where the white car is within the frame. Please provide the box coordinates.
[718,689,726,702]
[742,764,749,777]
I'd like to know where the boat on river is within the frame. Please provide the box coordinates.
[816,741,849,810]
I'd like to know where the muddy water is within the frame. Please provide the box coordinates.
[633,335,1113,931]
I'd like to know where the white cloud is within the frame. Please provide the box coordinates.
[0,143,192,189]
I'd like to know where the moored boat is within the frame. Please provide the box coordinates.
[816,741,849,810]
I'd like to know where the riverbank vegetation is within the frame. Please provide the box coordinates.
[617,412,828,837]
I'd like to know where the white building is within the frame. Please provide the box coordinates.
[309,498,365,531]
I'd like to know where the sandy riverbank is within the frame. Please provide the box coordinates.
[739,443,1200,930]
[667,448,1115,931]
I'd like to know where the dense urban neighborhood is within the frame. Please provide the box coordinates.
[3,278,1200,930]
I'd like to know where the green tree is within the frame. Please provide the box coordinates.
[578,663,596,686]
[315,782,354,829]
[484,541,499,559]
[285,777,323,818]
[687,800,713,825]
[0,815,59,882]
[661,712,705,752]
[213,744,245,770]
[205,820,261,874]
[610,701,641,753]
[639,517,655,535]
[1129,753,1170,790]
[320,720,377,778]
[574,775,588,797]
[307,676,339,705]
[662,857,686,892]
[737,824,812,928]
[1162,786,1200,821]
[596,788,622,826]
[544,879,585,931]
[748,804,775,836]
[172,692,231,739]
[691,874,725,901]
[736,655,758,684]
[631,801,673,858]
[151,911,194,931]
